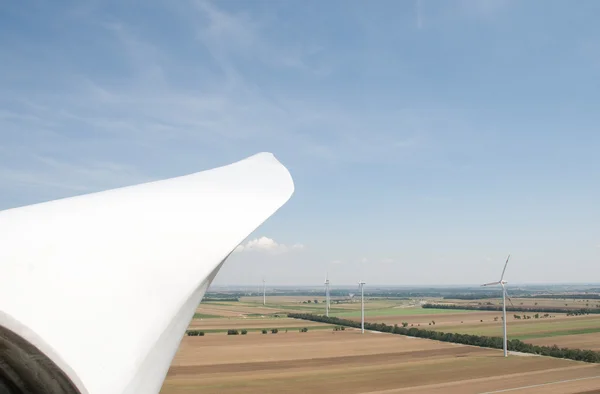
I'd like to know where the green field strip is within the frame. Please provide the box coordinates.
[331,308,480,318]
[197,302,235,306]
[265,304,348,313]
[193,313,223,319]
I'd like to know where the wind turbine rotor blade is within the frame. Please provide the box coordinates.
[506,294,515,307]
[0,152,294,394]
[482,281,501,287]
[504,287,515,307]
[500,254,511,281]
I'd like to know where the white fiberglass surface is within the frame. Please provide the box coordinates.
[0,152,294,394]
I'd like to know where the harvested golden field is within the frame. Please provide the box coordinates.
[407,313,600,351]
[365,311,503,326]
[196,303,282,315]
[527,333,600,351]
[161,330,600,394]
[361,311,591,330]
[445,297,600,310]
[241,295,327,304]
[431,314,600,338]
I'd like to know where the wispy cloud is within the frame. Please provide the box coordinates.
[0,154,147,194]
[416,0,423,29]
[193,0,329,76]
[235,237,304,255]
[1,0,428,209]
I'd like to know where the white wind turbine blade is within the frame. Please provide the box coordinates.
[482,281,502,287]
[500,254,511,281]
[0,152,294,394]
[505,291,515,307]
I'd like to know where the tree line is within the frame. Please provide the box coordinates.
[422,303,600,314]
[186,327,311,336]
[202,297,240,302]
[521,294,600,300]
[287,313,600,364]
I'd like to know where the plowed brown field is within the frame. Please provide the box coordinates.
[160,330,600,394]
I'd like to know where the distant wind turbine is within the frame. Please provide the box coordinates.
[482,254,513,357]
[324,273,331,317]
[358,281,366,334]
[262,277,266,306]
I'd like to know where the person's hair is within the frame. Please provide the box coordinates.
[0,325,81,394]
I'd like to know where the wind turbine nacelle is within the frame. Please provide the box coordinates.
[0,152,294,394]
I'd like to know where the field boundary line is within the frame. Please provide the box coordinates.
[359,365,596,394]
[479,374,600,393]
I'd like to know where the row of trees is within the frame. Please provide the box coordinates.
[202,297,240,302]
[514,313,551,320]
[186,327,310,336]
[567,310,591,316]
[423,303,600,314]
[287,313,600,364]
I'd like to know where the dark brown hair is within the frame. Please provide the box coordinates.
[0,325,81,394]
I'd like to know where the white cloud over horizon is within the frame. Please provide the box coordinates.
[235,236,304,255]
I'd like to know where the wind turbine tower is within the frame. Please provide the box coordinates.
[324,273,331,317]
[482,254,512,357]
[262,278,266,306]
[358,280,366,334]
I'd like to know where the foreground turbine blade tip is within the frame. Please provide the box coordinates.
[0,152,294,394]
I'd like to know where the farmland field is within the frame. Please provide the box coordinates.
[334,307,476,318]
[160,295,600,393]
[194,296,600,349]
[365,310,503,326]
[414,297,600,350]
[161,330,600,394]
[527,333,600,351]
[430,314,600,341]
[446,297,600,310]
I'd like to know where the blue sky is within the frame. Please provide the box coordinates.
[1,0,599,286]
